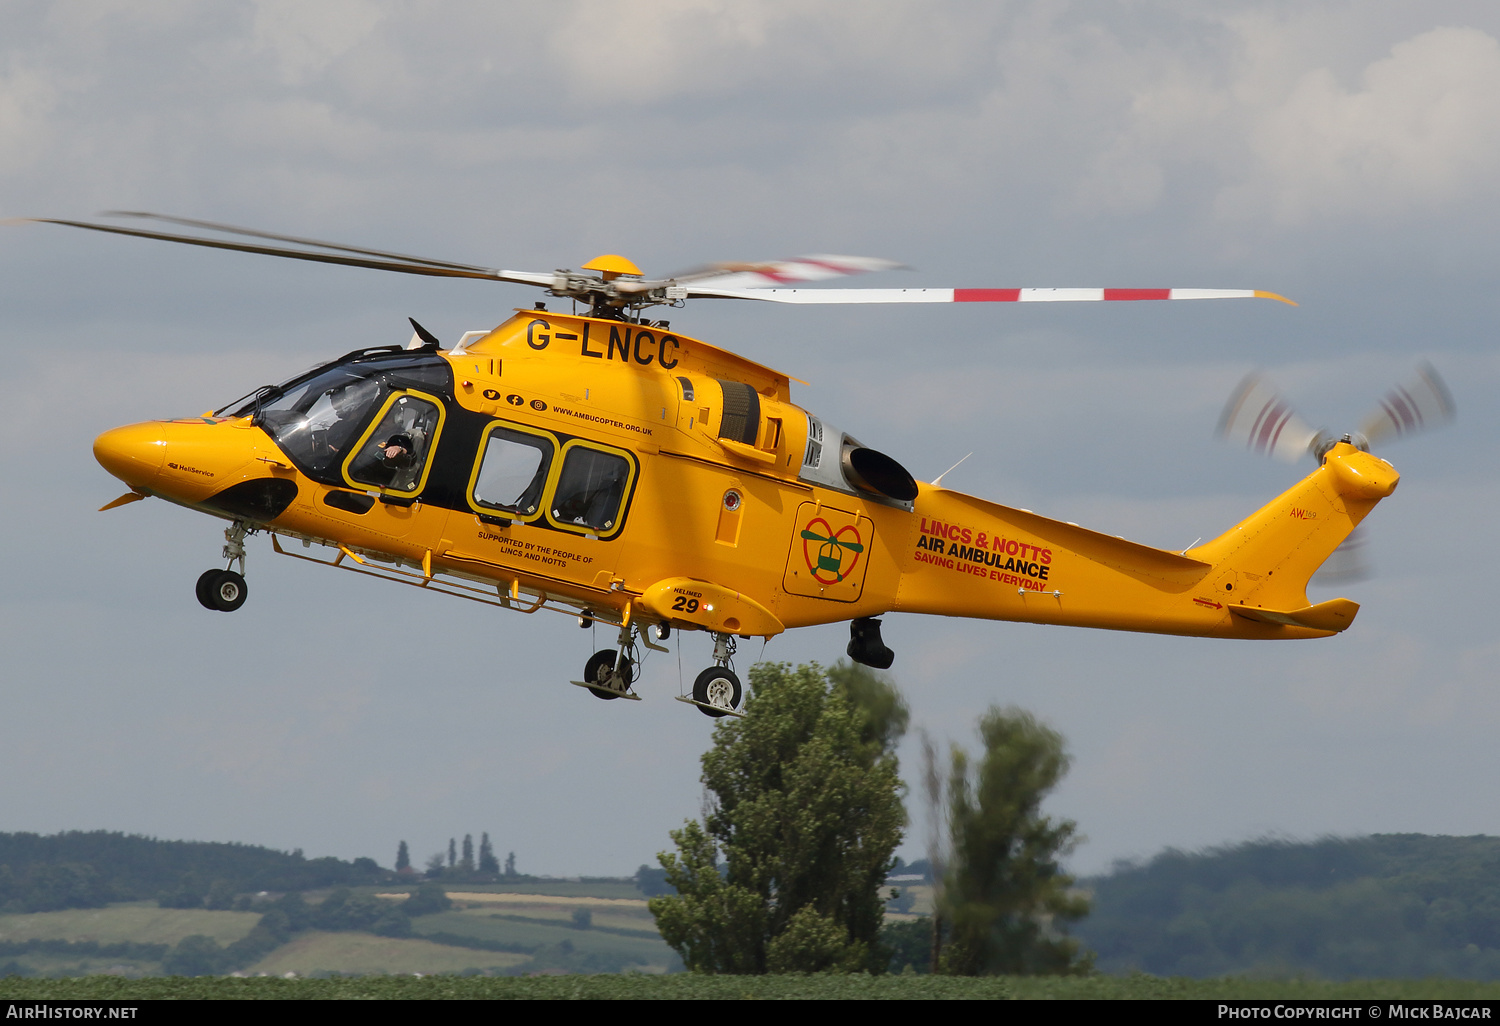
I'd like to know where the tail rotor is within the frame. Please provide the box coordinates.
[1216,363,1455,584]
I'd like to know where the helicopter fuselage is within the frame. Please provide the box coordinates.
[93,308,1399,649]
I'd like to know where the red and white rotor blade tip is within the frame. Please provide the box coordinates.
[674,255,903,290]
[1217,375,1321,463]
[1359,362,1456,447]
[686,286,1295,305]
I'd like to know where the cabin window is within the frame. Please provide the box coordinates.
[471,424,555,518]
[344,392,444,496]
[548,442,634,537]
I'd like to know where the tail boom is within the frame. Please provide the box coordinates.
[891,442,1396,640]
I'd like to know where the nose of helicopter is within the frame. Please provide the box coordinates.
[93,422,169,488]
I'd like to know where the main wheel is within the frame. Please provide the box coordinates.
[692,667,742,718]
[207,570,248,612]
[583,649,632,700]
[195,569,221,610]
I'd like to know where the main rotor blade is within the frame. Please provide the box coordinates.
[1217,374,1321,463]
[670,255,904,288]
[1359,362,1456,446]
[102,210,492,272]
[686,286,1296,305]
[22,218,554,287]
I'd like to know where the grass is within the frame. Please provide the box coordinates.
[0,903,259,947]
[0,887,677,978]
[245,932,529,976]
[5,973,1500,1000]
[411,908,675,970]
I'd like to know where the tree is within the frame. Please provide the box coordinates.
[403,881,452,917]
[163,934,226,977]
[395,841,410,874]
[447,838,457,869]
[634,863,672,897]
[461,834,475,874]
[649,661,907,974]
[504,851,516,878]
[937,707,1090,976]
[478,834,499,875]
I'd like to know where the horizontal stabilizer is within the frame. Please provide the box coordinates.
[1229,598,1360,633]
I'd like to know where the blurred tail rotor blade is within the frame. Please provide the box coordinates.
[1360,362,1456,447]
[1217,374,1321,463]
[1312,525,1373,584]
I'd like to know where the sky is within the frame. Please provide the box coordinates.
[1,0,1498,879]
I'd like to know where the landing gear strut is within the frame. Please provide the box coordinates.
[196,521,252,612]
[847,616,894,669]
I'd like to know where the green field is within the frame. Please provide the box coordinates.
[4,973,1500,1000]
[246,932,529,976]
[0,884,676,977]
[0,903,260,947]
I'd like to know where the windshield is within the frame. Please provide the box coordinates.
[228,351,451,482]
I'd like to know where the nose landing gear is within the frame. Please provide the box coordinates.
[196,521,252,612]
[196,568,248,611]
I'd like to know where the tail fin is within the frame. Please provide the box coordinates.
[1187,441,1398,620]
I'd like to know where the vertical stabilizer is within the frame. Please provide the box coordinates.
[1186,441,1397,617]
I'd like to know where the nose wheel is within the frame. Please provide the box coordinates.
[195,521,252,612]
[196,569,248,612]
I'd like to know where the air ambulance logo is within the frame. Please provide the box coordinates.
[784,502,875,602]
[801,518,864,584]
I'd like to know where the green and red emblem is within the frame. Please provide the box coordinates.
[800,518,865,585]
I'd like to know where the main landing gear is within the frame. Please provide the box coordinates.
[580,646,636,701]
[685,633,743,719]
[573,619,644,702]
[196,521,251,613]
[574,622,745,717]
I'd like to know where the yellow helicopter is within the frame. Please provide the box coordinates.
[21,212,1398,718]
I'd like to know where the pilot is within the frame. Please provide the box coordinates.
[375,431,420,489]
[377,432,416,467]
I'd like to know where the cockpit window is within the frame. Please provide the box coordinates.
[345,393,444,496]
[259,374,382,473]
[230,351,451,483]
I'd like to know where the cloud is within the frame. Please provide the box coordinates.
[1226,26,1500,223]
[0,65,58,174]
[250,0,392,86]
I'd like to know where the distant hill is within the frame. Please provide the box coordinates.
[1074,834,1500,980]
[0,831,386,912]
